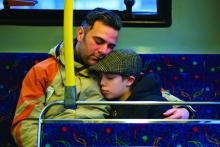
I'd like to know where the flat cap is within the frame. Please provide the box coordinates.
[90,49,142,76]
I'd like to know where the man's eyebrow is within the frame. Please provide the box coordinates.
[93,36,116,48]
[94,36,105,42]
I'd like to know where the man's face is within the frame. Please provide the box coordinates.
[99,73,130,100]
[76,21,119,66]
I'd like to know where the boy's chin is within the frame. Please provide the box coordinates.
[105,97,116,101]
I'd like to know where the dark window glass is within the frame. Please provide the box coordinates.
[0,0,157,13]
[0,0,171,27]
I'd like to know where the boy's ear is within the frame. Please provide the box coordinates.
[126,76,135,86]
[77,26,85,41]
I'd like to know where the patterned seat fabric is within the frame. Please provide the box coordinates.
[0,53,220,146]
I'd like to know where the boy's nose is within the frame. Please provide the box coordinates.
[100,78,106,86]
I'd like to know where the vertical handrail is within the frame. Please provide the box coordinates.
[37,101,64,147]
[63,0,77,109]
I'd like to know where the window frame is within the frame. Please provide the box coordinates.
[0,0,171,27]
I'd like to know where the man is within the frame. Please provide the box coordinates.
[12,8,192,147]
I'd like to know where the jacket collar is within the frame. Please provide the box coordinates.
[48,41,91,77]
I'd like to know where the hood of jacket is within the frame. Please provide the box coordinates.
[48,41,92,77]
[129,73,162,100]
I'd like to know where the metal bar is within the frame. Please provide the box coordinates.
[59,100,220,105]
[42,118,220,124]
[37,101,64,147]
[76,101,220,105]
[37,100,220,147]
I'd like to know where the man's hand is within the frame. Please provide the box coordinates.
[163,108,189,119]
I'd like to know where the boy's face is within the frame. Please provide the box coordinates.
[99,73,134,100]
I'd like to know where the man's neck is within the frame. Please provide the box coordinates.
[74,48,82,63]
[74,40,86,66]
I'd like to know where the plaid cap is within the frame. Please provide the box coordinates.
[90,49,143,76]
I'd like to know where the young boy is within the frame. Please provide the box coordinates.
[90,49,172,119]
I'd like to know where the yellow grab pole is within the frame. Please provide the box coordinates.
[64,0,74,85]
[64,0,77,109]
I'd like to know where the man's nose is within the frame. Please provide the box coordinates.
[98,44,110,55]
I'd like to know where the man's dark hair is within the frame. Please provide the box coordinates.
[81,8,122,31]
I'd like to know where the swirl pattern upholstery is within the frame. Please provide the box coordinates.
[0,53,220,146]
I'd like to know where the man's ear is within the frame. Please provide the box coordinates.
[126,76,135,86]
[77,26,85,41]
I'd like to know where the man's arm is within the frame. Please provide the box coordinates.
[163,108,190,119]
[72,73,110,119]
[12,64,47,147]
[162,91,195,119]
